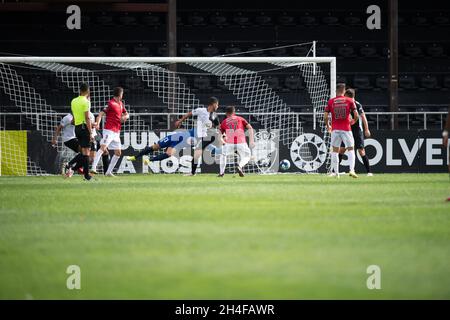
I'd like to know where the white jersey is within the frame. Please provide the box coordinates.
[60,114,76,143]
[192,107,212,138]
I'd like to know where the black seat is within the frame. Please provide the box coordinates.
[202,44,220,57]
[265,76,280,90]
[337,44,356,58]
[353,75,372,89]
[404,44,423,58]
[375,75,389,90]
[142,13,161,26]
[97,12,114,26]
[420,75,439,89]
[360,44,378,58]
[426,44,445,57]
[118,13,137,26]
[321,12,339,25]
[344,12,362,25]
[233,12,251,26]
[110,44,127,57]
[193,76,211,91]
[224,44,242,55]
[292,45,309,56]
[277,12,295,26]
[399,75,417,89]
[210,12,228,26]
[255,12,272,25]
[87,44,105,56]
[180,44,196,57]
[299,13,317,26]
[133,44,151,57]
[187,13,205,26]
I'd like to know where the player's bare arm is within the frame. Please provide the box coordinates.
[361,112,371,138]
[175,111,192,128]
[246,123,255,148]
[51,124,62,146]
[443,106,450,147]
[324,111,331,132]
[95,110,105,129]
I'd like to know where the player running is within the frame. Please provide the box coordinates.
[51,113,84,177]
[218,106,254,177]
[70,83,93,181]
[174,97,220,176]
[126,128,196,165]
[324,83,359,178]
[337,88,373,176]
[90,87,129,176]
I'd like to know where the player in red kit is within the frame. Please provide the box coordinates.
[91,87,129,176]
[218,106,254,177]
[324,83,359,178]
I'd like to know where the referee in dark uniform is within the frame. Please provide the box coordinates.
[71,83,93,181]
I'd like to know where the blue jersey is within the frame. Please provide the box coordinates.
[157,129,196,150]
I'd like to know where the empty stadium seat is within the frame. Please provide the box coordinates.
[270,46,287,56]
[157,44,168,56]
[187,13,205,26]
[420,75,439,89]
[337,44,356,58]
[224,44,241,55]
[180,44,197,57]
[118,13,137,26]
[375,75,389,89]
[360,44,378,58]
[292,45,309,56]
[277,12,295,25]
[202,44,220,57]
[426,44,445,57]
[193,76,211,91]
[254,12,272,25]
[316,44,332,56]
[110,44,127,56]
[344,12,362,25]
[399,75,417,89]
[404,44,424,58]
[234,12,252,26]
[87,44,105,56]
[299,13,316,26]
[411,14,428,26]
[133,44,151,57]
[97,13,114,26]
[434,13,450,26]
[284,75,304,90]
[248,44,266,57]
[353,75,372,89]
[265,76,280,90]
[210,12,228,26]
[142,13,161,26]
[322,12,339,25]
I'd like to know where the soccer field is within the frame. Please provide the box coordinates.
[0,173,449,299]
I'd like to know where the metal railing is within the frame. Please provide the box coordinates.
[0,111,448,131]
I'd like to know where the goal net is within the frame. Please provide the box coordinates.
[0,52,335,176]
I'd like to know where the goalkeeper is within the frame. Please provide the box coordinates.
[127,129,196,165]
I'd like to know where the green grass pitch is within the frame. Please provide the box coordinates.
[0,173,449,299]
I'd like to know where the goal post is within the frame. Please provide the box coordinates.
[0,55,336,175]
